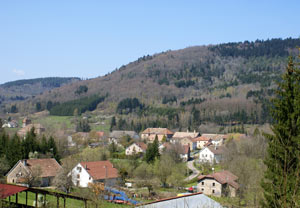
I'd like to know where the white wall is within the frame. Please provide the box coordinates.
[70,163,93,188]
[126,143,143,155]
[199,148,214,164]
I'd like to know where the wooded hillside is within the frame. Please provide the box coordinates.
[4,38,300,130]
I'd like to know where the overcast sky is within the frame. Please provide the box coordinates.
[0,0,299,84]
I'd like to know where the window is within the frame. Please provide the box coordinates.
[89,176,91,180]
[77,174,80,179]
[201,188,204,191]
[202,182,204,185]
[212,182,215,186]
[212,190,215,194]
[77,167,82,172]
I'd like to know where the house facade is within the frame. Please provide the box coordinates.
[70,161,119,187]
[199,146,227,164]
[193,136,212,149]
[178,137,196,151]
[201,134,226,146]
[125,142,147,155]
[141,128,173,143]
[197,170,239,197]
[6,159,61,187]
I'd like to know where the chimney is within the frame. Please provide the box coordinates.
[23,159,27,166]
[85,164,87,169]
[214,146,217,150]
[194,130,196,133]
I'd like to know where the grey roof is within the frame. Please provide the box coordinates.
[109,130,139,139]
[136,192,223,208]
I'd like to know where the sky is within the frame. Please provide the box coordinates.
[0,1,299,84]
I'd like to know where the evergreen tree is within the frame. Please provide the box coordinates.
[110,116,116,131]
[48,136,60,163]
[40,135,48,154]
[22,127,38,159]
[76,119,91,132]
[144,136,160,163]
[0,132,8,157]
[261,56,300,207]
[6,134,22,167]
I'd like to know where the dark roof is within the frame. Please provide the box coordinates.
[0,184,28,199]
[80,161,119,180]
[198,170,239,189]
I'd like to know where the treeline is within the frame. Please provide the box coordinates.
[0,126,60,173]
[1,77,80,88]
[209,37,300,58]
[116,98,144,114]
[49,95,105,116]
[180,97,206,106]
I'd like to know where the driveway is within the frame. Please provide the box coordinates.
[184,159,200,181]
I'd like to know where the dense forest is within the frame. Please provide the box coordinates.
[49,95,105,116]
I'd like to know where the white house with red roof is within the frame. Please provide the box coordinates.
[192,136,212,149]
[125,142,147,155]
[70,161,119,187]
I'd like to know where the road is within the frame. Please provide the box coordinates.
[184,159,200,181]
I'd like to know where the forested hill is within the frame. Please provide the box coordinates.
[6,38,300,128]
[0,77,80,104]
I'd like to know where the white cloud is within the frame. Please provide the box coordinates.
[12,69,25,76]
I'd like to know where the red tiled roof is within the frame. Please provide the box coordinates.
[193,136,211,142]
[137,142,147,151]
[25,159,61,178]
[80,161,119,180]
[198,170,239,189]
[142,128,173,135]
[0,184,28,199]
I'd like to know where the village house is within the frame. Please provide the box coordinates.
[6,158,61,187]
[177,137,196,151]
[197,170,239,197]
[125,142,147,155]
[141,128,173,143]
[193,136,212,149]
[179,144,190,161]
[18,124,45,138]
[199,146,227,164]
[201,134,226,146]
[2,120,18,128]
[70,161,119,187]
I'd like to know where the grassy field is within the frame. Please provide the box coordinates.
[6,191,134,208]
[34,115,74,130]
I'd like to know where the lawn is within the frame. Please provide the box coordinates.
[6,190,134,208]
